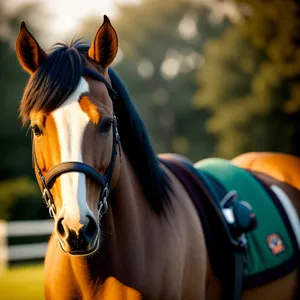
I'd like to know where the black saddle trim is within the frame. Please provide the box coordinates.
[160,155,300,294]
[159,156,237,300]
[243,170,300,288]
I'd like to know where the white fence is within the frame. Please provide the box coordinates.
[0,219,53,271]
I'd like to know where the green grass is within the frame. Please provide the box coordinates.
[0,264,44,300]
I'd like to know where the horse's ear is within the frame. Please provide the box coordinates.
[88,15,118,70]
[16,22,47,74]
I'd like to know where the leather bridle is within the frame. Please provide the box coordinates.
[32,68,121,219]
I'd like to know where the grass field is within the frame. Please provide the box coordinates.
[0,264,44,300]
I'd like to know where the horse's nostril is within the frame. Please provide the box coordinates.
[55,215,98,253]
[84,215,98,239]
[56,217,66,237]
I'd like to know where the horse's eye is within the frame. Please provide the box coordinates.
[31,124,42,136]
[100,119,113,133]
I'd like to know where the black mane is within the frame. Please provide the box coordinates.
[109,68,171,213]
[20,40,89,123]
[20,41,171,213]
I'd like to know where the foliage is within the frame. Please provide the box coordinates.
[0,177,47,220]
[195,1,300,158]
[0,0,229,220]
[0,3,50,221]
[0,40,32,179]
[1,0,300,221]
[237,0,300,80]
[80,0,228,160]
[237,0,300,154]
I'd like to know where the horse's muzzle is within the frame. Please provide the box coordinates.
[55,215,99,255]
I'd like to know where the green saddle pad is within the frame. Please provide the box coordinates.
[194,158,295,282]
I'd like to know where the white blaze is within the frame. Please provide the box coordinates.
[52,77,92,224]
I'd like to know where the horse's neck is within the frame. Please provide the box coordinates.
[102,153,154,274]
[67,153,211,299]
[70,152,161,294]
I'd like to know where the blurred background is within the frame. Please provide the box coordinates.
[0,0,299,298]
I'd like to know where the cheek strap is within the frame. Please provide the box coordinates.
[32,116,120,219]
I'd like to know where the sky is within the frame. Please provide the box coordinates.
[46,0,141,34]
[4,0,140,35]
[3,0,240,37]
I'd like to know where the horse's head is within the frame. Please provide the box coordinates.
[16,16,121,255]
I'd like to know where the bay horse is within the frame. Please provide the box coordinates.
[16,16,299,299]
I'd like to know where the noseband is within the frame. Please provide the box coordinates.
[32,68,121,219]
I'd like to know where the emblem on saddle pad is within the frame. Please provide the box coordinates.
[267,233,285,255]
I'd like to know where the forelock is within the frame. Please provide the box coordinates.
[19,40,89,125]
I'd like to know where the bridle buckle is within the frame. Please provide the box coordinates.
[43,188,56,218]
[98,185,109,218]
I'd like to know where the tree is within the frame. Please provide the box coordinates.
[80,0,229,161]
[235,0,300,154]
[194,1,300,158]
[0,1,51,220]
[0,1,52,179]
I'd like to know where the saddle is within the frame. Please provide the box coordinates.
[159,155,299,300]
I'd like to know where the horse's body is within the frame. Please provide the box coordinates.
[43,152,300,300]
[16,17,299,300]
[44,152,208,299]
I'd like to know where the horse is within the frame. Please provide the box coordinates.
[16,16,299,300]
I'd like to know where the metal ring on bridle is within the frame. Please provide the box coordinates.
[98,186,109,218]
[48,204,56,219]
[43,188,56,217]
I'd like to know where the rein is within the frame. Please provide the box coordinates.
[32,68,121,219]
